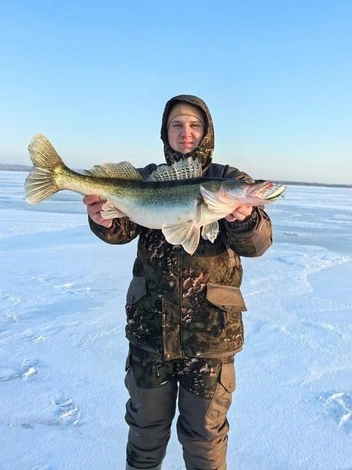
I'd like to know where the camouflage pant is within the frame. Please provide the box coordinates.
[125,344,235,470]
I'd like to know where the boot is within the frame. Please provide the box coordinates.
[126,464,162,470]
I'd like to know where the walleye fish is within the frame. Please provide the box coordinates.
[25,134,285,255]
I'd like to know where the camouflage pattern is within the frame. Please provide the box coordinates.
[128,343,234,399]
[125,344,235,469]
[88,95,273,360]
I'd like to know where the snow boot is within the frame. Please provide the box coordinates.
[125,464,162,470]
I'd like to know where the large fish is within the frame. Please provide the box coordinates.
[25,134,285,255]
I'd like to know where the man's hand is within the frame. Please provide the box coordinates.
[225,204,253,222]
[83,195,113,228]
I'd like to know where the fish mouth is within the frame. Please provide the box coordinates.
[250,181,286,201]
[264,183,286,201]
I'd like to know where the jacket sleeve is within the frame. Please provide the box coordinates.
[217,164,273,257]
[221,207,272,257]
[86,162,157,245]
[88,216,142,245]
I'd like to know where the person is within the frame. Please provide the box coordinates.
[83,95,273,470]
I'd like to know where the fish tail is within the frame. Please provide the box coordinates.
[25,134,67,204]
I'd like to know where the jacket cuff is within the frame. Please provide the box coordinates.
[224,208,258,233]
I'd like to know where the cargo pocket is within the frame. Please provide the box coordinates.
[206,362,236,423]
[126,276,147,305]
[124,349,141,413]
[219,362,236,393]
[206,283,247,312]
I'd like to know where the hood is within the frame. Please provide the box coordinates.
[160,94,214,170]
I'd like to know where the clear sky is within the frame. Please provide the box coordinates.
[1,0,351,184]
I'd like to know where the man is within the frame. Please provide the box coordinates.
[83,95,273,470]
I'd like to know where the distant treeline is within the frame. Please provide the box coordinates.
[0,163,351,188]
[274,180,352,189]
[0,163,32,172]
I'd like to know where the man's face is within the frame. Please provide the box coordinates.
[167,115,205,154]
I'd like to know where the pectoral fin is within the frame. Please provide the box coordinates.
[162,221,200,255]
[101,200,126,219]
[201,221,219,243]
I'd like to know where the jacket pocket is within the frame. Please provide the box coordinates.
[206,283,247,312]
[126,276,147,305]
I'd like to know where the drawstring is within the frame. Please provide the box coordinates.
[226,247,237,268]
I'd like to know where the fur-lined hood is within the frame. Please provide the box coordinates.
[160,94,214,170]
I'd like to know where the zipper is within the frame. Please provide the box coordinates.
[178,246,185,358]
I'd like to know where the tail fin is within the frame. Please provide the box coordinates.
[25,134,66,204]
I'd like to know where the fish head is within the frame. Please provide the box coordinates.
[222,179,286,205]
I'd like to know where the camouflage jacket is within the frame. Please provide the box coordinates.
[88,95,273,359]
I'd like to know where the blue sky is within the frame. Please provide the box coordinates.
[1,0,351,184]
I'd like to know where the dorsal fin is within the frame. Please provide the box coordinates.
[85,162,143,181]
[149,157,202,182]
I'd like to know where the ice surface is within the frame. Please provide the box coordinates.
[1,171,352,469]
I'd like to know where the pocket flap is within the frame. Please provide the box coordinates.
[126,276,147,304]
[219,363,236,393]
[207,283,247,311]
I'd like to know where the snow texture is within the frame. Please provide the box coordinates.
[1,171,352,469]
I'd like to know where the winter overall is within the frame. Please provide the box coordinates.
[125,344,234,470]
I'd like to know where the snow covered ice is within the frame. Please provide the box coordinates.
[1,170,352,470]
